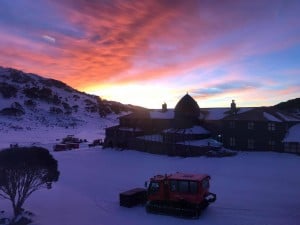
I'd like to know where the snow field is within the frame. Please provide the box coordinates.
[11,149,300,225]
[1,124,300,225]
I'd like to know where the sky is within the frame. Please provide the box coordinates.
[0,0,300,109]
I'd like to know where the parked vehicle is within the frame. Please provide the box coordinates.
[119,172,216,218]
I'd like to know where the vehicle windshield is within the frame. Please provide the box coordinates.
[148,181,160,195]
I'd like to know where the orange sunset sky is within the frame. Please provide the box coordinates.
[0,0,299,108]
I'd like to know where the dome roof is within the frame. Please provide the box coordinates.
[174,94,200,119]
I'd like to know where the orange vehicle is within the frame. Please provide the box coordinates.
[145,172,216,218]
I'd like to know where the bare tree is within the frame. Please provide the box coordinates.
[0,147,60,217]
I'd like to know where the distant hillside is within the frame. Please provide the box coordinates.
[0,66,136,131]
[272,98,300,116]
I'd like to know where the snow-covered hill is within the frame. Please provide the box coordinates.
[0,66,131,132]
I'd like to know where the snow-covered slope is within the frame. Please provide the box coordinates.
[0,66,130,132]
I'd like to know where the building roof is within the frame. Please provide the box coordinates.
[149,109,174,119]
[200,107,253,120]
[223,107,300,122]
[119,105,300,122]
[174,94,200,118]
[283,123,300,143]
[177,138,222,147]
[163,125,209,134]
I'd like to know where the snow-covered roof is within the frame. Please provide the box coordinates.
[201,107,253,120]
[263,112,282,122]
[118,127,142,132]
[283,123,300,143]
[177,138,222,147]
[163,126,209,134]
[149,109,174,119]
[201,108,228,120]
[276,112,300,122]
[137,134,163,142]
[223,108,296,122]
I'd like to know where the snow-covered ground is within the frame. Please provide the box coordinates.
[1,125,300,225]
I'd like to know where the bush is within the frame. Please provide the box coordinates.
[0,147,60,218]
[0,83,18,98]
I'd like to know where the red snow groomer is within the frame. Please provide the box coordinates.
[145,172,216,218]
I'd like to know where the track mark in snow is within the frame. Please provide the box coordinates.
[94,198,116,213]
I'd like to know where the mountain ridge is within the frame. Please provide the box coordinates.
[0,66,137,131]
[1,66,299,132]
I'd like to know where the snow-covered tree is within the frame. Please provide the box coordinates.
[0,147,60,218]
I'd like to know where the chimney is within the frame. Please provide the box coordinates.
[162,102,167,112]
[231,100,237,114]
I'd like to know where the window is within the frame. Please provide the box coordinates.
[287,143,298,153]
[268,123,276,131]
[170,180,177,192]
[268,140,276,150]
[148,182,160,194]
[248,139,255,149]
[248,122,254,130]
[170,180,199,194]
[229,121,235,129]
[201,179,209,189]
[178,180,189,193]
[230,137,236,147]
[190,181,198,194]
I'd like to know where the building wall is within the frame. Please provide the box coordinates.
[222,120,286,151]
[128,138,219,157]
[284,142,300,153]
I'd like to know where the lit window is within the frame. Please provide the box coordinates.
[248,122,254,130]
[248,139,255,149]
[230,137,236,146]
[268,123,275,131]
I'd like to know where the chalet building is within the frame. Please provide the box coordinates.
[104,94,224,157]
[104,94,300,155]
[222,107,299,152]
